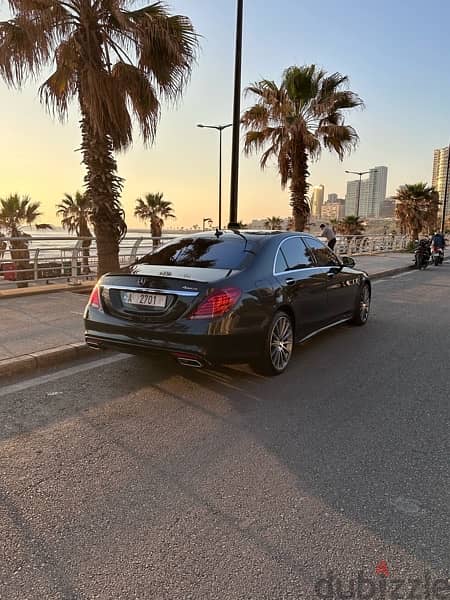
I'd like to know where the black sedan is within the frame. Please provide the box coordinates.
[84,230,371,375]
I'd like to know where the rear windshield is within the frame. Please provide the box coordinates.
[137,237,252,270]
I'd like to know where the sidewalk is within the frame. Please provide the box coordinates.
[352,252,414,276]
[0,253,414,377]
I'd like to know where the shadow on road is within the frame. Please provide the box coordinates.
[0,272,449,598]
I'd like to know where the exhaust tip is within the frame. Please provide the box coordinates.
[86,338,103,351]
[174,353,204,368]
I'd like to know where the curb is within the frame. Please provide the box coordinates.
[369,256,449,280]
[0,342,97,380]
[0,281,94,300]
[370,265,414,280]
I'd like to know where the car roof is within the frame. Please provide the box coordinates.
[169,230,312,241]
[162,230,317,253]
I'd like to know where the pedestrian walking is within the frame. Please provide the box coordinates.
[0,235,6,260]
[320,223,337,251]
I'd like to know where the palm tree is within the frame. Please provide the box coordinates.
[265,216,282,230]
[0,194,52,286]
[57,191,92,273]
[134,193,175,247]
[336,215,365,236]
[242,65,363,231]
[0,1,197,277]
[394,183,439,241]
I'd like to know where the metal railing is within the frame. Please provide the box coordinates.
[0,233,409,288]
[333,234,409,256]
[0,235,176,288]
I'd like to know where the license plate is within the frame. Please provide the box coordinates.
[123,292,167,308]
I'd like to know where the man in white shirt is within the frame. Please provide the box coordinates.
[320,223,337,251]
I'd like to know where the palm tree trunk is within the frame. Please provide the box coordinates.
[79,108,126,277]
[9,225,31,288]
[151,219,160,249]
[289,150,310,231]
[10,240,31,288]
[79,220,92,274]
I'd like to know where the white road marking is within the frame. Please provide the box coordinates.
[372,271,416,284]
[70,311,84,316]
[0,354,129,398]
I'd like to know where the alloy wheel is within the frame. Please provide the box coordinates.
[269,315,293,372]
[360,286,371,323]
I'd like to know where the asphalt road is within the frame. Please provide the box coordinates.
[1,266,449,600]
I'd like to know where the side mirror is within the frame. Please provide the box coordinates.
[341,256,356,268]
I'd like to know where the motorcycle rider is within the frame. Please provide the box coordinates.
[431,231,446,250]
[415,237,431,268]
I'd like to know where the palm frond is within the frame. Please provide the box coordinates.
[111,61,159,143]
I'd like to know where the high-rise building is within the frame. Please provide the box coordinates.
[432,146,450,222]
[345,166,388,217]
[321,202,345,221]
[345,179,369,216]
[310,185,325,217]
[379,197,395,218]
[327,193,338,204]
[366,166,388,217]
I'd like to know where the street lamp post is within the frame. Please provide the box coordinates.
[202,217,213,231]
[345,169,375,217]
[197,123,232,229]
[440,143,450,232]
[228,0,244,228]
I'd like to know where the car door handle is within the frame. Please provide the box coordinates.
[285,278,295,286]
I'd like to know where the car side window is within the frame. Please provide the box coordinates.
[276,237,314,272]
[304,237,340,267]
[274,249,289,273]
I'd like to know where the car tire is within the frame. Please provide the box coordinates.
[351,283,371,326]
[251,310,294,376]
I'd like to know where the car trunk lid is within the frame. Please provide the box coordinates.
[99,266,238,323]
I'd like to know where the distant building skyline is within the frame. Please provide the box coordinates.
[327,193,338,204]
[432,146,450,220]
[311,185,325,217]
[247,217,292,230]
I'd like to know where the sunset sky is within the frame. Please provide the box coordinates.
[1,0,450,229]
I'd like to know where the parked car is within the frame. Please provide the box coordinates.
[84,230,371,375]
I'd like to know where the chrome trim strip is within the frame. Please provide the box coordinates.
[297,318,351,344]
[101,285,199,297]
[274,266,323,277]
[272,235,342,277]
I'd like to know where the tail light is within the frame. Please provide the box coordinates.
[189,287,241,320]
[87,285,103,311]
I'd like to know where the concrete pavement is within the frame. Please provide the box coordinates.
[0,252,416,377]
[0,265,448,599]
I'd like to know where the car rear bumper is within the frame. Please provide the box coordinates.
[84,322,265,365]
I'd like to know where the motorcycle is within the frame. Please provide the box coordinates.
[431,245,444,266]
[414,239,431,269]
